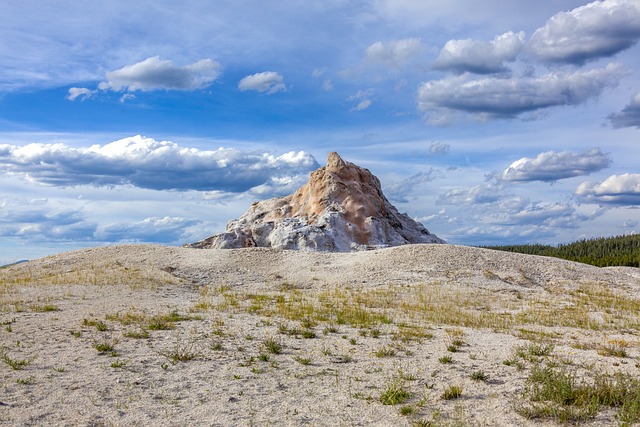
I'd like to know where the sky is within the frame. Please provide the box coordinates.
[1,0,640,264]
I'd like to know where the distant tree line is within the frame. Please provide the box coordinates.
[482,234,640,268]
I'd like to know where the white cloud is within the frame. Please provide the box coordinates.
[67,87,94,101]
[576,173,640,205]
[119,94,136,103]
[429,142,450,155]
[348,89,374,111]
[433,31,525,74]
[438,183,505,205]
[0,135,318,193]
[352,100,372,111]
[365,38,423,67]
[435,181,600,244]
[95,216,200,243]
[500,148,612,182]
[385,170,435,203]
[488,202,582,227]
[528,0,640,64]
[98,56,221,92]
[417,63,623,122]
[608,92,640,128]
[0,198,97,242]
[238,71,286,94]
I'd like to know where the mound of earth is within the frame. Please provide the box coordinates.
[187,152,444,251]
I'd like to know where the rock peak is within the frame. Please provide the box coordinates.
[187,152,444,251]
[326,151,346,171]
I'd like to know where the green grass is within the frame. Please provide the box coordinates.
[93,338,117,353]
[471,370,488,381]
[163,342,200,363]
[123,329,149,339]
[16,376,35,385]
[400,405,415,415]
[293,355,311,365]
[438,355,453,364]
[94,321,108,332]
[516,366,640,424]
[442,384,463,400]
[110,359,127,369]
[30,303,59,312]
[379,380,412,405]
[263,337,283,354]
[375,346,396,358]
[2,353,31,370]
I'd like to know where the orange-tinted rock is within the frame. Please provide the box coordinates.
[187,152,444,251]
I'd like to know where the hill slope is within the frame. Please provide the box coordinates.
[1,244,639,426]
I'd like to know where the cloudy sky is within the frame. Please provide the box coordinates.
[1,0,640,263]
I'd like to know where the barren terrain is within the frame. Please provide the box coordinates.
[1,244,639,426]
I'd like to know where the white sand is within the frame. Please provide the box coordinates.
[1,244,639,426]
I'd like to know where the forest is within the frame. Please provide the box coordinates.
[483,234,640,268]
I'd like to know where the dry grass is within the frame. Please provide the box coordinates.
[1,245,639,426]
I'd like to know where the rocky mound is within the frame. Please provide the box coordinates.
[187,152,444,251]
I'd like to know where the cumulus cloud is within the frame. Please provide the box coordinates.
[417,63,623,121]
[528,0,640,64]
[575,173,640,205]
[365,38,423,67]
[98,56,221,91]
[500,148,612,182]
[95,216,200,243]
[608,92,640,128]
[385,170,435,203]
[238,71,286,94]
[0,135,318,193]
[437,183,505,205]
[0,199,97,242]
[436,181,596,243]
[67,87,94,101]
[488,201,582,227]
[433,31,525,74]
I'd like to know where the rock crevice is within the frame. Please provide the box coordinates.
[187,152,444,251]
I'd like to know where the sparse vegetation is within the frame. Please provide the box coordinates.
[263,337,283,354]
[2,240,639,425]
[516,366,640,424]
[379,379,412,405]
[163,342,200,363]
[93,338,118,353]
[293,355,311,365]
[30,303,59,312]
[442,384,463,400]
[471,370,488,381]
[124,329,150,339]
[375,345,396,358]
[110,359,127,369]
[439,355,453,364]
[2,353,31,370]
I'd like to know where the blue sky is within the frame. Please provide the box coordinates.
[1,0,640,263]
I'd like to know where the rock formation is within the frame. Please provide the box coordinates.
[186,152,445,251]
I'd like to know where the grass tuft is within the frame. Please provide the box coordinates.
[442,384,463,400]
[263,337,283,354]
[2,353,31,370]
[380,379,412,405]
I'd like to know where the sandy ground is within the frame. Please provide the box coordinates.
[0,244,639,426]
